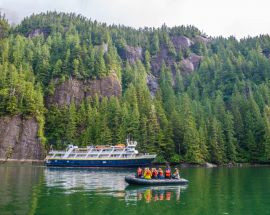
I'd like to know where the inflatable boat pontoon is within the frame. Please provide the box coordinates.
[125,176,189,186]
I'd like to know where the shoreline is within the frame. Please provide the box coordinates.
[0,159,44,164]
[153,162,270,168]
[0,159,269,168]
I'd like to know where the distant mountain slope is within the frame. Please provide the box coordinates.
[0,12,270,163]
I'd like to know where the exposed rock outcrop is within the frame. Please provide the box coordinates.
[150,35,206,75]
[147,74,159,96]
[189,53,203,69]
[119,45,143,64]
[180,59,194,73]
[180,53,203,73]
[171,35,193,50]
[27,28,49,38]
[150,46,172,76]
[96,43,108,54]
[47,73,122,107]
[151,47,203,75]
[194,35,210,44]
[0,115,45,160]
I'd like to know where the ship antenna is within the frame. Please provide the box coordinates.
[127,134,132,145]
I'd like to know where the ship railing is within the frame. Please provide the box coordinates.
[46,150,66,158]
[118,148,126,158]
[97,149,105,158]
[107,147,115,158]
[85,148,94,158]
[63,146,75,159]
[49,150,66,154]
[136,154,157,158]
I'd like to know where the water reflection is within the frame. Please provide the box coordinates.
[0,163,44,215]
[2,165,270,215]
[45,167,188,203]
[45,167,131,197]
[125,185,187,204]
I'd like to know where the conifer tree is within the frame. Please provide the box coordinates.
[65,101,77,144]
[150,32,159,55]
[94,49,107,77]
[263,106,270,161]
[181,94,203,163]
[224,112,237,162]
[209,117,225,164]
[144,50,151,72]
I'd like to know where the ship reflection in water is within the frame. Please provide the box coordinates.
[45,167,187,203]
[125,185,187,204]
[45,167,129,197]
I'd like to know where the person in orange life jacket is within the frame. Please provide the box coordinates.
[136,167,143,178]
[144,167,152,179]
[151,168,158,179]
[158,168,164,179]
[165,166,171,179]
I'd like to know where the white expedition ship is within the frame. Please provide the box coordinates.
[45,139,156,167]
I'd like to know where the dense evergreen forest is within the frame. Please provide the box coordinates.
[1,12,270,164]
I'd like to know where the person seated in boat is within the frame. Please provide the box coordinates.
[136,167,143,178]
[165,166,171,179]
[144,167,152,180]
[143,167,147,177]
[157,168,164,179]
[172,168,180,179]
[151,168,158,179]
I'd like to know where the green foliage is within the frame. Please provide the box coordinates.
[150,32,160,55]
[1,12,270,164]
[0,13,10,39]
[0,62,45,144]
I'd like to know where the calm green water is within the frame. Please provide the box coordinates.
[0,164,270,215]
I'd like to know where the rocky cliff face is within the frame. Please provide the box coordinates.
[171,35,193,50]
[180,53,203,73]
[47,73,122,107]
[0,31,208,160]
[0,115,45,161]
[148,35,208,95]
[147,73,159,96]
[150,37,204,76]
[27,28,50,38]
[118,45,143,64]
[0,73,121,161]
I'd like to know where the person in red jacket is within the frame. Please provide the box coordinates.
[165,166,171,179]
[136,167,143,178]
[151,168,158,179]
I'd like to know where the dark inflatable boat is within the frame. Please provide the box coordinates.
[125,176,188,186]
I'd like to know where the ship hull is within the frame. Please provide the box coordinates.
[45,157,155,167]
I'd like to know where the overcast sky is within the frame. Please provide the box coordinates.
[0,0,269,39]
